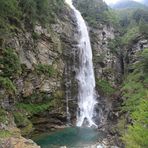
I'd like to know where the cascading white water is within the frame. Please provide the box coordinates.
[65,0,97,127]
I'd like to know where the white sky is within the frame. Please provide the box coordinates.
[104,0,143,5]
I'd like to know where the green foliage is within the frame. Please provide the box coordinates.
[75,0,118,27]
[19,0,64,26]
[121,51,148,147]
[121,26,139,46]
[13,112,33,136]
[141,48,148,73]
[23,92,51,103]
[96,79,115,96]
[139,21,148,38]
[35,64,55,77]
[0,48,22,77]
[0,108,7,123]
[19,0,37,25]
[0,76,16,94]
[32,32,40,40]
[108,37,122,54]
[122,99,148,148]
[0,130,12,138]
[0,0,20,37]
[133,9,148,23]
[0,0,65,37]
[102,9,120,27]
[16,102,53,116]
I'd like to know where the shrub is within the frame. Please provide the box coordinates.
[0,76,16,94]
[121,26,139,46]
[141,48,148,73]
[121,56,148,147]
[35,64,55,77]
[0,108,7,123]
[96,79,115,96]
[0,48,22,77]
[0,0,20,37]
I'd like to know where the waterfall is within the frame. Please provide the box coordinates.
[65,0,97,127]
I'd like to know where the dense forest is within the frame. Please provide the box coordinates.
[0,0,148,148]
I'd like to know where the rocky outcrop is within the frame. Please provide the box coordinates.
[0,110,40,148]
[0,2,80,146]
[124,36,148,73]
[1,137,40,148]
[90,24,119,84]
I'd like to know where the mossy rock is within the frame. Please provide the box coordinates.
[53,90,64,99]
[13,112,34,137]
[53,90,65,108]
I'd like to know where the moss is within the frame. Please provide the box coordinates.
[16,102,53,116]
[0,76,16,95]
[96,79,116,96]
[13,112,34,137]
[35,64,55,77]
[52,90,65,108]
[0,130,12,138]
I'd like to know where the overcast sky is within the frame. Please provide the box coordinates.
[104,0,143,5]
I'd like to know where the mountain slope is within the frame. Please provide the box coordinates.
[111,0,147,9]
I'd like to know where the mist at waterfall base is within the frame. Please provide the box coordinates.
[34,127,106,148]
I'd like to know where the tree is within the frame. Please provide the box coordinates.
[19,0,37,25]
[133,9,148,23]
[0,0,20,37]
[141,48,148,73]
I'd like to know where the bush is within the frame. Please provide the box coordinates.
[0,48,22,77]
[0,0,20,37]
[121,56,148,147]
[0,76,16,94]
[0,108,7,123]
[96,79,115,96]
[121,26,139,46]
[35,64,55,77]
[141,48,148,73]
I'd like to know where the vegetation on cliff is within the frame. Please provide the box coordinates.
[0,0,65,141]
[121,49,148,148]
[107,3,148,148]
[0,0,148,147]
[0,0,64,39]
[74,0,119,27]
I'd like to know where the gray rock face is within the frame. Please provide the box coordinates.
[90,25,117,83]
[1,3,79,138]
